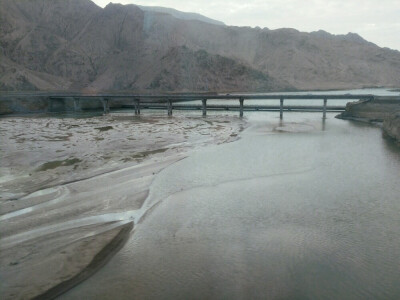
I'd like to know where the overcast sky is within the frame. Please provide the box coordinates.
[92,0,400,51]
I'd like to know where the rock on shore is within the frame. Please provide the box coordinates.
[336,96,400,144]
[383,113,400,144]
[337,97,400,122]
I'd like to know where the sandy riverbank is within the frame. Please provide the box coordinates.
[0,112,245,299]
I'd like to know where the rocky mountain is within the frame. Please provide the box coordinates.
[137,5,225,26]
[1,0,400,92]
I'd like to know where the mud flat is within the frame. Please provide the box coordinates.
[0,112,245,299]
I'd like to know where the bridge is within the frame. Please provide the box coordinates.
[0,92,392,119]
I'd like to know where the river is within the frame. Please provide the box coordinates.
[57,89,400,299]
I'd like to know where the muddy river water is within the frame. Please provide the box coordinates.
[1,89,400,299]
[60,95,400,298]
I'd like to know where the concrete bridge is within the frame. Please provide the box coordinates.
[0,92,390,119]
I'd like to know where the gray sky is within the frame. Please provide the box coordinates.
[92,0,400,51]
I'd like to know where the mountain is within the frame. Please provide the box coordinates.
[137,5,225,26]
[1,0,400,92]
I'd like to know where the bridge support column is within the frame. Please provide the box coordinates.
[202,99,207,116]
[323,98,327,119]
[280,98,284,119]
[167,99,173,116]
[102,98,110,114]
[73,97,81,112]
[134,98,140,115]
[48,97,53,112]
[239,97,244,117]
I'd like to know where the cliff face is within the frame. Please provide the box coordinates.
[1,0,400,92]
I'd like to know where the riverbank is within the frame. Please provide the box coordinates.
[0,112,246,299]
[336,97,400,144]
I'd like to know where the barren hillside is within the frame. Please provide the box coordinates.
[1,0,399,92]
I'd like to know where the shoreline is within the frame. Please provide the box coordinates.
[336,98,400,144]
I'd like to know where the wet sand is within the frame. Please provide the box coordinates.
[0,112,245,299]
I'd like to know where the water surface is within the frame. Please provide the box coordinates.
[61,105,400,299]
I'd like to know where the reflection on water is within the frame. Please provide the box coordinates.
[61,110,400,300]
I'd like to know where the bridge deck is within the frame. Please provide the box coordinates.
[1,92,398,118]
[137,104,346,111]
[0,91,376,100]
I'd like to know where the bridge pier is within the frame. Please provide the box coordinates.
[134,98,140,115]
[323,98,327,119]
[167,99,173,116]
[101,98,110,114]
[202,99,207,116]
[73,97,81,112]
[48,97,53,112]
[239,97,244,117]
[280,98,284,119]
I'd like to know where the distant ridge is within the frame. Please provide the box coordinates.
[0,0,399,92]
[138,5,225,26]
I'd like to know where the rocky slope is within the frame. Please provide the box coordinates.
[137,5,225,26]
[1,0,400,92]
